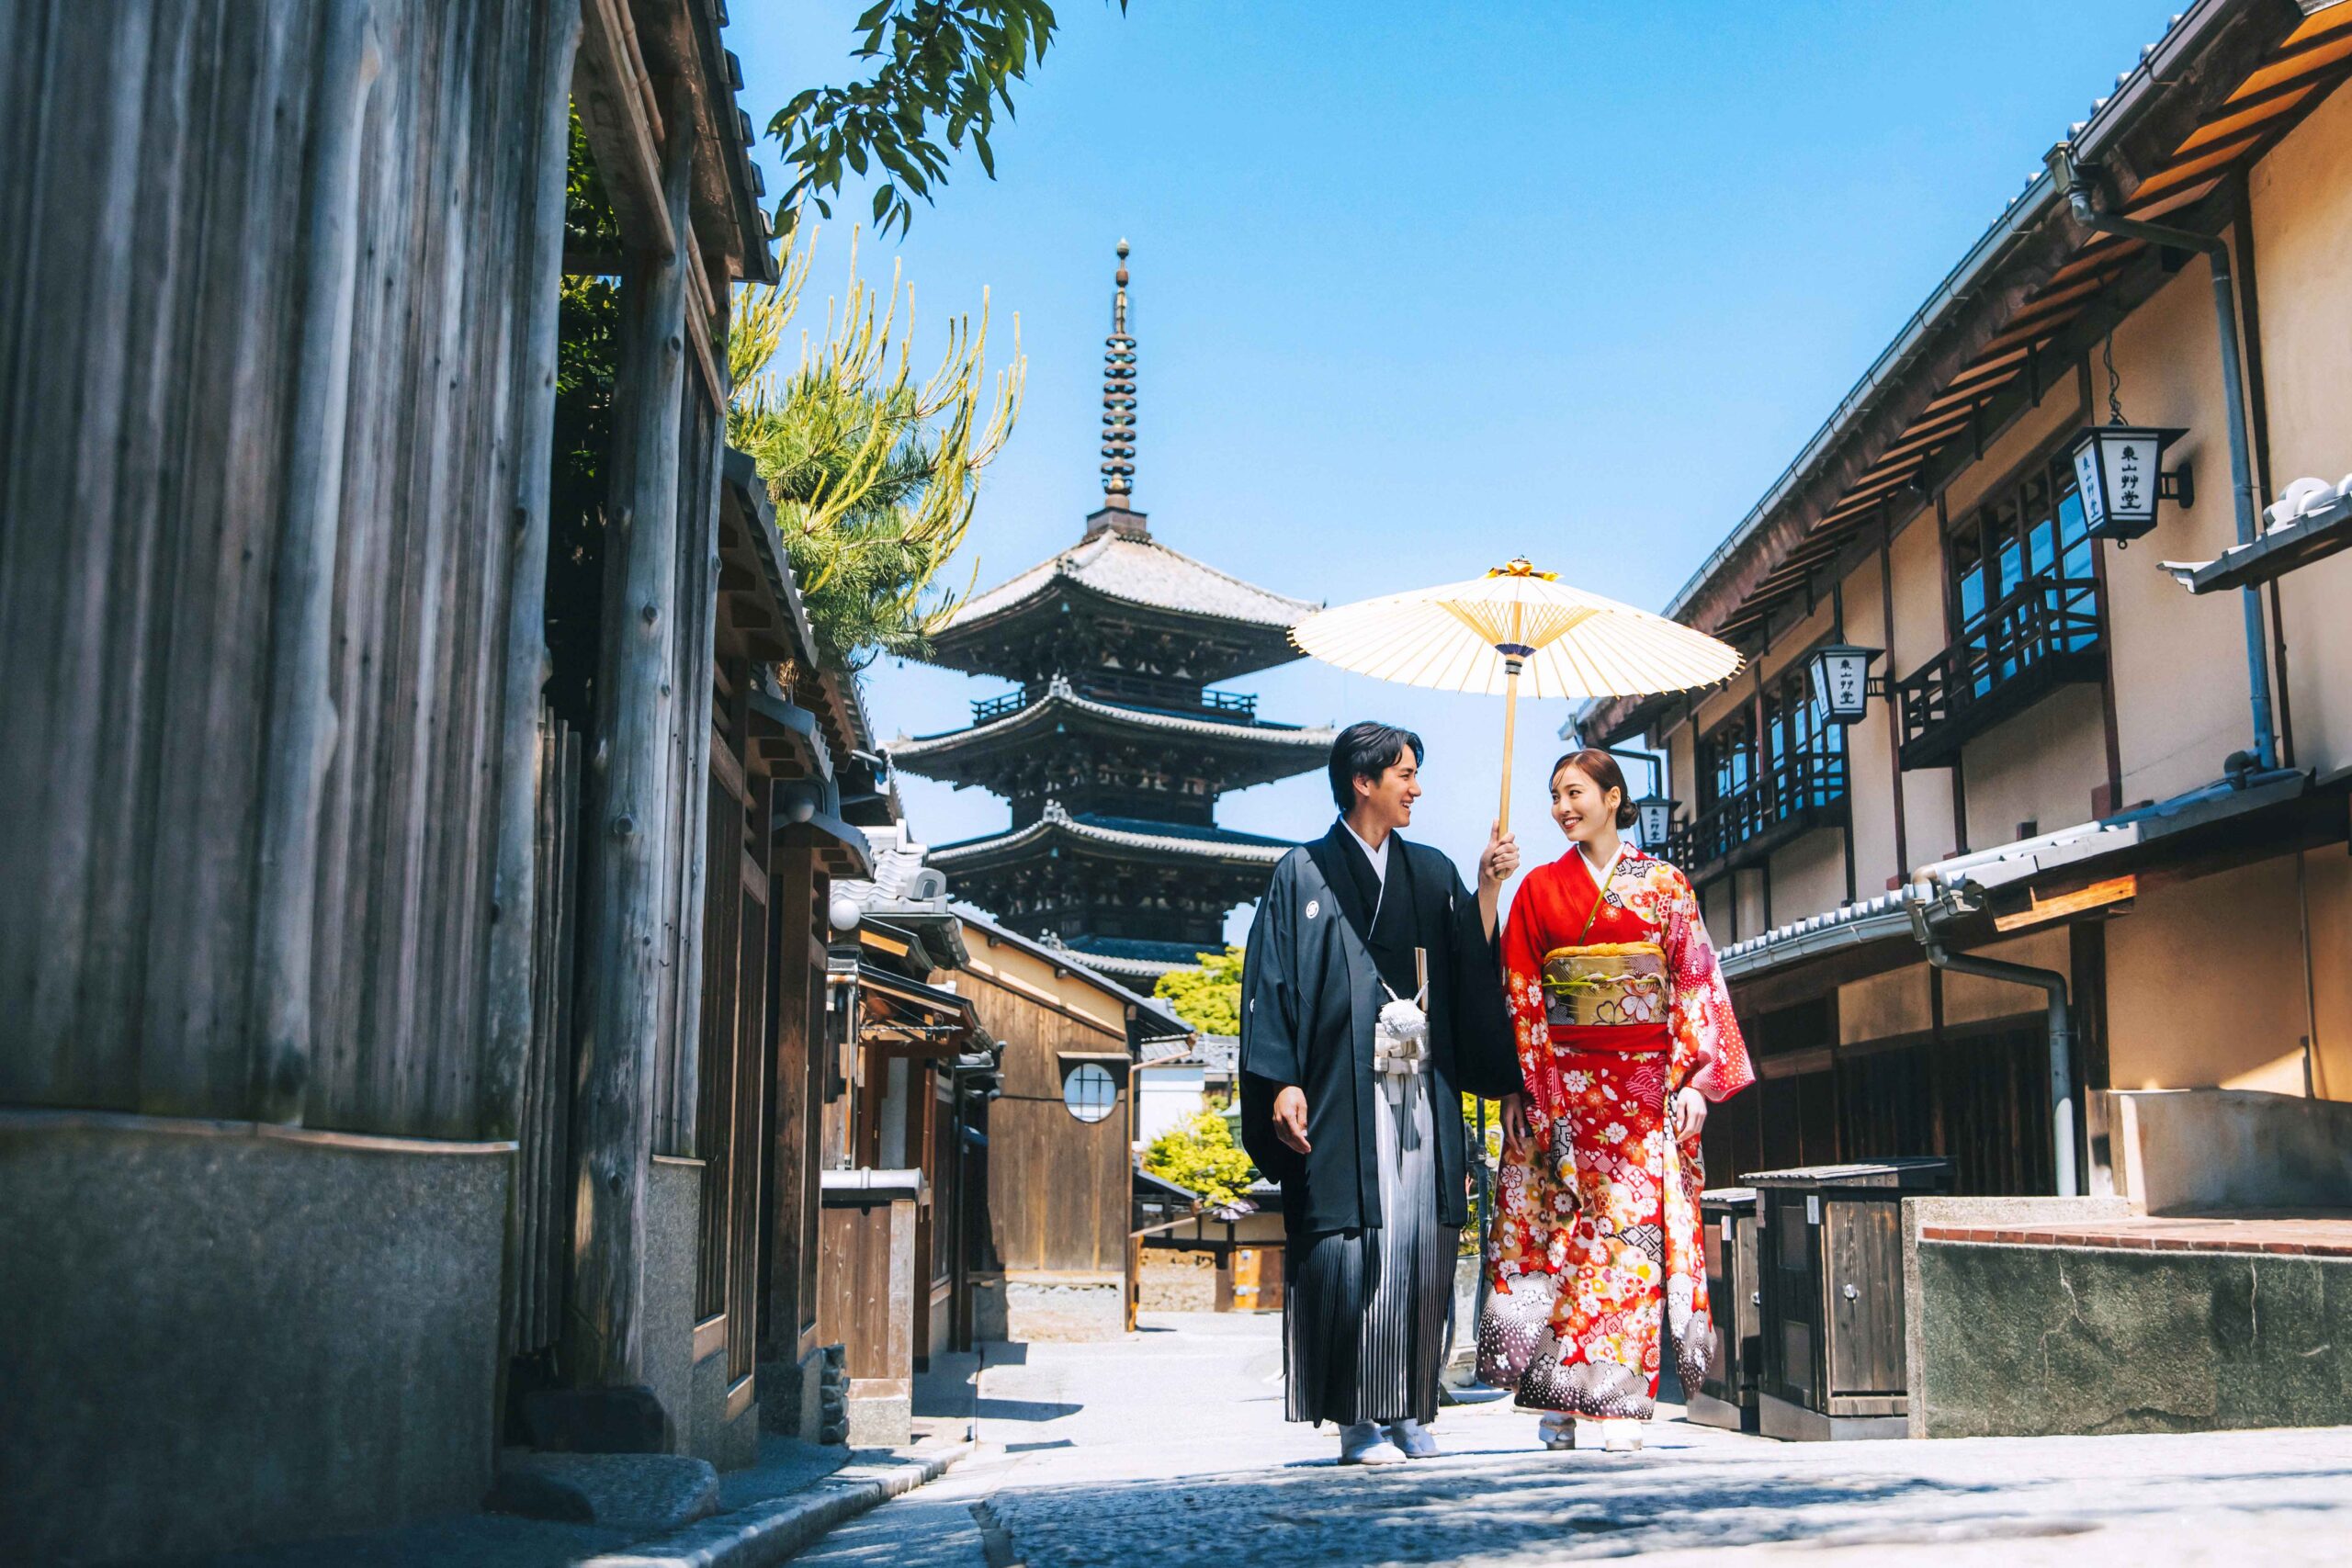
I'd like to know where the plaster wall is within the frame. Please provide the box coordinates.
[1959,682,2109,851]
[1733,867,1768,943]
[1767,825,1849,927]
[2101,254,2271,807]
[0,1113,510,1562]
[1887,513,1961,859]
[1136,1065,1208,1145]
[1939,927,2068,1029]
[2104,855,2311,1092]
[2108,1089,2352,1213]
[1936,370,2086,525]
[1702,880,1736,947]
[1836,547,1904,894]
[1841,964,1932,1045]
[2251,76,2352,780]
[2305,847,2352,1102]
[957,924,1132,1037]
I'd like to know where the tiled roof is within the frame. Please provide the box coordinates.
[945,531,1318,632]
[929,804,1295,869]
[891,679,1335,760]
[947,899,1184,1025]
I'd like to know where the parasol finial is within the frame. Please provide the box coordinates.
[1101,240,1137,506]
[1487,558,1559,581]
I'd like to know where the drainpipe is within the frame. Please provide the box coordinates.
[2045,144,2275,772]
[1907,888,2078,1198]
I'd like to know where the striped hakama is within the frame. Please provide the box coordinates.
[1284,1065,1457,1427]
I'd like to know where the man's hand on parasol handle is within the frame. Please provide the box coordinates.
[1479,820,1520,888]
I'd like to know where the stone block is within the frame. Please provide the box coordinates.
[1916,1239,2352,1438]
[0,1112,509,1563]
[488,1452,719,1534]
[522,1386,676,1455]
[758,1348,827,1441]
[843,1393,913,1449]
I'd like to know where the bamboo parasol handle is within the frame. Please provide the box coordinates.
[1498,655,1522,837]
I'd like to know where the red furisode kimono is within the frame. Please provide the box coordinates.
[1476,843,1753,1419]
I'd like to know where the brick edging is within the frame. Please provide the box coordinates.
[1920,1224,2352,1259]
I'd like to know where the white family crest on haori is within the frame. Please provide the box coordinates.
[1306,898,1320,920]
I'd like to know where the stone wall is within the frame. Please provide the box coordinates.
[0,1113,510,1562]
[1914,1239,2352,1437]
[1139,1251,1216,1313]
[1006,1272,1127,1341]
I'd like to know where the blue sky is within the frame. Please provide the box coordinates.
[727,2,2179,939]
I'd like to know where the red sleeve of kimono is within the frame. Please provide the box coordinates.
[1501,866,1565,1137]
[1661,865,1754,1102]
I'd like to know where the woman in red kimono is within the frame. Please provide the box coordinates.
[1476,749,1753,1450]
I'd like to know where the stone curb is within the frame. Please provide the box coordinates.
[580,1442,974,1568]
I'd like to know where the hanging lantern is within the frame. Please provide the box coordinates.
[1806,643,1883,727]
[1634,794,1679,850]
[2067,423,2190,544]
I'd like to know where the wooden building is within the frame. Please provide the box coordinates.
[1579,0,2352,1204]
[0,3,894,1557]
[948,906,1192,1340]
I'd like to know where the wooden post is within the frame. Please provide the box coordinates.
[484,0,583,1144]
[566,88,699,1393]
[246,1,381,1123]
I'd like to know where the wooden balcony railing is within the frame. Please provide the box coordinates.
[1668,749,1849,879]
[971,677,1258,728]
[1896,573,2103,771]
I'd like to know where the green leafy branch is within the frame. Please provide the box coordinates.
[766,1,1128,239]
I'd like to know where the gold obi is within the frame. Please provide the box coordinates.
[1541,942,1668,1030]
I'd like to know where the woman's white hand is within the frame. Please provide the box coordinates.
[1671,1087,1708,1144]
[1499,1092,1531,1156]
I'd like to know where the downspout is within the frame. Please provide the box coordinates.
[1907,889,2078,1198]
[2045,144,2275,772]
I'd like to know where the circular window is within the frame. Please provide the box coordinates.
[1062,1063,1117,1123]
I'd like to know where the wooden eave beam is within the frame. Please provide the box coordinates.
[575,0,673,259]
[2087,0,2312,200]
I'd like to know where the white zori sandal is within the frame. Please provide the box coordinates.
[1538,1414,1577,1450]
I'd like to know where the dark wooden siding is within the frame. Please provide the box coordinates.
[0,0,571,1138]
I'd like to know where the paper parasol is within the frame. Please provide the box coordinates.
[1289,558,1743,832]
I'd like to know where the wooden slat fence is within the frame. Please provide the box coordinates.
[512,706,581,1355]
[0,0,572,1139]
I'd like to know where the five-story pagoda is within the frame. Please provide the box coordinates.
[890,243,1329,980]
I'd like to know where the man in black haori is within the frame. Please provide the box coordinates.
[1239,722,1521,1464]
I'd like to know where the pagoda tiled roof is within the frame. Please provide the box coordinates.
[944,529,1318,636]
[927,803,1295,870]
[889,678,1335,763]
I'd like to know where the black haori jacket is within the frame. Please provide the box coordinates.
[1238,823,1521,1235]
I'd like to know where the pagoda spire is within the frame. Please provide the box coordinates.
[1099,239,1138,507]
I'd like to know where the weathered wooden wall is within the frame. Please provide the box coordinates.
[965,976,1131,1274]
[0,0,573,1139]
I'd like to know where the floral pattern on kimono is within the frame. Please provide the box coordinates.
[1476,846,1753,1418]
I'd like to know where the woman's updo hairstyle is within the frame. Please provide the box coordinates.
[1549,748,1638,830]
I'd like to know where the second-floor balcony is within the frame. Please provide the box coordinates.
[1668,748,1849,881]
[1896,573,2103,771]
[972,674,1259,728]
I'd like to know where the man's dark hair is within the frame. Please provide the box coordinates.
[1329,721,1425,811]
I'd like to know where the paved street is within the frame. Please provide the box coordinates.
[808,1312,2352,1567]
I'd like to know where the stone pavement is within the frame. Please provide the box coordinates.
[797,1310,2352,1567]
